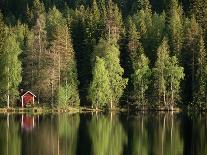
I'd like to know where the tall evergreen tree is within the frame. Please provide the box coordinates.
[127,18,151,105]
[194,36,207,107]
[191,0,207,40]
[47,7,80,107]
[24,0,48,103]
[105,0,124,43]
[181,16,201,104]
[167,0,184,57]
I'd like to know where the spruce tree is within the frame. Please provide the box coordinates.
[47,7,80,107]
[168,0,184,57]
[31,3,48,103]
[191,0,207,39]
[105,0,124,43]
[195,36,207,107]
[181,16,201,104]
[127,18,151,105]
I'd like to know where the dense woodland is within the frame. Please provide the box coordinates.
[0,0,207,110]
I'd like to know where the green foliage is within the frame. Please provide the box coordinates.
[105,0,124,43]
[191,0,207,36]
[167,0,184,56]
[153,38,184,106]
[46,6,66,42]
[0,32,22,106]
[194,36,207,107]
[88,57,111,108]
[92,39,128,108]
[181,16,201,104]
[47,7,80,107]
[132,54,151,105]
[0,0,207,109]
[166,56,184,106]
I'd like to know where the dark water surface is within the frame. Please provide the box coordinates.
[0,112,207,155]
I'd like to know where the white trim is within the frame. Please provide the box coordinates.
[21,96,24,107]
[21,91,36,98]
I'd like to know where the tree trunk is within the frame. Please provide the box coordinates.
[141,80,144,105]
[163,89,166,106]
[110,98,113,110]
[7,67,9,109]
[170,78,174,109]
[192,50,195,100]
[37,27,42,105]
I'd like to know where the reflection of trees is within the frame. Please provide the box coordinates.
[190,114,207,155]
[22,114,80,155]
[130,114,148,155]
[0,114,21,155]
[150,113,184,155]
[130,113,184,155]
[58,114,80,155]
[22,115,59,155]
[89,114,127,155]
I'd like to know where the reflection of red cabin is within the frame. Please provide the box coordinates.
[21,115,35,131]
[21,91,36,107]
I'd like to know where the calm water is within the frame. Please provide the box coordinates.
[0,112,207,155]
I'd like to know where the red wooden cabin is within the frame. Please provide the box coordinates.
[21,91,36,107]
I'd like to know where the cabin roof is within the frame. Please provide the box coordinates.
[21,91,36,98]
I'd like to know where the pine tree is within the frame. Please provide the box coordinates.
[47,7,80,107]
[191,0,207,39]
[195,36,207,107]
[181,16,201,104]
[0,12,6,53]
[147,12,166,63]
[127,18,142,60]
[131,0,151,14]
[168,0,184,57]
[105,0,124,43]
[88,57,111,109]
[24,0,48,104]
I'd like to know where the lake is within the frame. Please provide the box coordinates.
[0,112,206,155]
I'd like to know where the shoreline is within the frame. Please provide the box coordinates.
[0,105,205,114]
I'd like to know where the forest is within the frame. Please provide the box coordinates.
[0,0,207,110]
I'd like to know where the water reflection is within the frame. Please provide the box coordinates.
[0,114,21,155]
[88,113,127,155]
[21,115,35,132]
[0,112,206,155]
